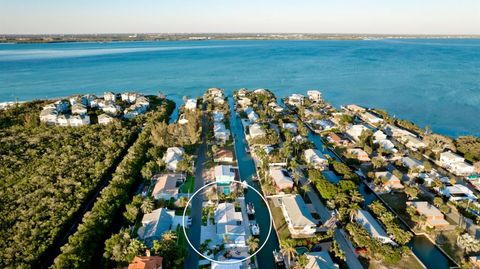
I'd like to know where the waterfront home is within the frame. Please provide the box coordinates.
[279,195,317,237]
[185,99,197,110]
[103,91,116,102]
[69,95,89,106]
[54,100,70,112]
[345,124,370,142]
[305,251,339,269]
[163,147,184,171]
[102,103,121,115]
[375,171,404,191]
[121,92,139,103]
[211,262,242,269]
[269,167,294,191]
[287,93,305,107]
[343,104,366,113]
[98,113,115,125]
[124,103,148,119]
[212,110,225,122]
[355,210,394,244]
[253,88,269,95]
[214,149,234,163]
[248,123,266,140]
[135,96,150,107]
[206,87,224,98]
[438,184,476,202]
[384,124,416,139]
[214,122,231,144]
[304,149,328,170]
[128,255,163,269]
[407,201,449,229]
[307,90,322,103]
[375,139,397,153]
[214,96,225,105]
[401,135,427,151]
[373,130,387,141]
[360,111,383,125]
[268,102,284,113]
[39,108,58,125]
[440,151,475,176]
[57,114,70,126]
[69,114,90,127]
[401,157,424,172]
[138,208,174,246]
[236,88,248,97]
[151,173,184,200]
[346,148,371,162]
[244,107,259,123]
[237,97,252,108]
[71,103,87,115]
[282,122,298,134]
[215,165,236,194]
[317,119,335,131]
[326,133,351,147]
[215,202,246,247]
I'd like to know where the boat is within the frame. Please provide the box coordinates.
[250,223,260,236]
[247,202,255,215]
[273,250,285,268]
[241,180,248,189]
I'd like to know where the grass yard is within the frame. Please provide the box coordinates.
[379,192,416,229]
[180,175,195,193]
[268,200,291,241]
[367,250,425,269]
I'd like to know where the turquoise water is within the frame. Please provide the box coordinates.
[1,39,479,137]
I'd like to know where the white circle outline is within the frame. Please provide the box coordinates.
[182,179,273,264]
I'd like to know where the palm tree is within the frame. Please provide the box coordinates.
[247,236,259,254]
[347,203,360,222]
[162,231,178,242]
[349,190,364,204]
[140,198,154,214]
[280,239,297,267]
[294,254,308,269]
[334,192,349,207]
[300,184,311,198]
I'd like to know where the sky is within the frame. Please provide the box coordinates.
[0,0,479,35]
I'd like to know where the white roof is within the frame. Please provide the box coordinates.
[401,157,423,169]
[346,124,369,141]
[409,201,443,217]
[249,123,266,139]
[305,251,339,269]
[355,210,390,242]
[304,149,328,165]
[215,165,235,183]
[281,195,317,228]
[441,151,464,162]
[269,167,294,187]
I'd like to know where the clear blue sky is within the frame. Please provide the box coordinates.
[1,0,479,34]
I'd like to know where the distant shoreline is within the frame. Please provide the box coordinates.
[1,33,480,44]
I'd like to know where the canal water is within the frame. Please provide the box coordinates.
[229,97,280,269]
[306,125,456,269]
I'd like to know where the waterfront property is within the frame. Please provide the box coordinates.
[137,208,175,247]
[215,165,236,194]
[279,195,317,238]
[375,171,404,191]
[407,201,449,229]
[439,151,475,176]
[215,202,246,247]
[269,167,294,191]
[151,173,184,200]
[304,148,328,170]
[305,251,340,269]
[355,209,394,244]
[163,147,184,172]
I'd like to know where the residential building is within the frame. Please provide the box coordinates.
[215,203,246,247]
[215,165,236,194]
[71,103,87,115]
[360,112,383,125]
[384,124,416,139]
[304,149,328,170]
[98,113,115,125]
[407,201,449,228]
[128,255,163,269]
[213,111,225,122]
[151,174,184,200]
[269,167,294,191]
[248,123,266,140]
[326,133,351,147]
[401,135,427,151]
[440,151,475,176]
[39,108,58,124]
[206,87,224,98]
[137,208,174,246]
[305,251,339,269]
[185,99,197,110]
[401,157,424,171]
[53,100,69,112]
[343,104,366,113]
[375,171,404,190]
[282,122,298,134]
[279,195,317,237]
[345,124,369,141]
[214,149,234,163]
[102,103,121,115]
[178,114,189,125]
[121,92,139,103]
[163,147,184,171]
[244,107,259,123]
[307,90,322,102]
[268,102,284,113]
[237,97,252,108]
[104,91,116,102]
[346,148,371,162]
[214,122,231,144]
[439,184,476,202]
[57,114,70,126]
[69,114,90,126]
[355,210,394,244]
[287,93,305,107]
[214,96,225,105]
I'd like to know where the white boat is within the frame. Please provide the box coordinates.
[250,223,260,236]
[247,202,255,215]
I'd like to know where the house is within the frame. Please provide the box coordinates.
[384,124,416,139]
[214,122,231,143]
[214,96,225,105]
[346,148,371,162]
[98,114,115,125]
[212,111,224,122]
[282,122,298,134]
[69,114,90,126]
[253,88,269,95]
[268,102,284,113]
[305,251,339,269]
[215,203,246,247]
[269,167,294,191]
[206,87,224,98]
[128,255,163,269]
[53,100,69,112]
[375,171,403,190]
[215,165,236,194]
[57,114,70,126]
[214,149,234,163]
[326,133,351,147]
[138,208,174,246]
[343,104,366,113]
[440,151,475,176]
[211,262,242,269]
[163,147,184,171]
[317,120,335,131]
[355,210,394,244]
[407,201,449,228]
[104,91,116,102]
[373,130,387,141]
[345,124,370,141]
[287,94,305,107]
[439,184,476,202]
[307,90,322,103]
[304,149,328,170]
[244,107,259,123]
[236,88,248,97]
[135,96,150,108]
[237,97,252,108]
[39,108,58,124]
[178,114,189,125]
[280,195,317,237]
[121,92,139,103]
[102,103,121,115]
[71,103,87,115]
[401,135,427,151]
[69,95,88,106]
[360,112,383,125]
[401,157,424,171]
[248,123,266,140]
[151,174,184,200]
[375,139,397,153]
[185,99,197,110]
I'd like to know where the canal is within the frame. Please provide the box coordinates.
[229,96,281,269]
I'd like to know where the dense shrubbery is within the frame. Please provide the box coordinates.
[51,100,174,268]
[369,201,413,245]
[455,136,480,163]
[0,104,134,268]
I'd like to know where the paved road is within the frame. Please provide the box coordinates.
[184,113,207,269]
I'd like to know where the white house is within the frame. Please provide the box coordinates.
[163,147,184,171]
[69,114,90,126]
[215,203,246,247]
[360,112,383,125]
[346,124,370,141]
[307,90,322,102]
[237,97,252,108]
[440,151,475,176]
[282,122,298,134]
[137,208,174,247]
[214,122,231,143]
[185,99,197,111]
[71,103,87,115]
[384,124,416,139]
[347,148,371,162]
[212,111,225,122]
[355,210,394,244]
[151,173,184,200]
[213,96,225,105]
[401,157,424,171]
[343,104,366,113]
[287,94,305,107]
[39,108,58,125]
[248,123,266,140]
[269,167,294,191]
[121,92,138,103]
[375,171,404,190]
[206,87,224,98]
[57,114,70,126]
[53,100,69,112]
[268,102,284,113]
[304,149,328,170]
[439,184,476,202]
[305,251,339,269]
[244,107,259,123]
[98,114,115,125]
[104,91,116,102]
[401,135,427,151]
[215,165,236,184]
[279,195,317,237]
[102,103,121,115]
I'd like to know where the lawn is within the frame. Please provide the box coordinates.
[367,250,425,269]
[379,192,416,229]
[180,175,195,193]
[268,200,291,241]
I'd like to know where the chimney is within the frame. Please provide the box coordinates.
[146,249,151,257]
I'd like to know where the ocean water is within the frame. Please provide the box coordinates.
[0,39,479,137]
